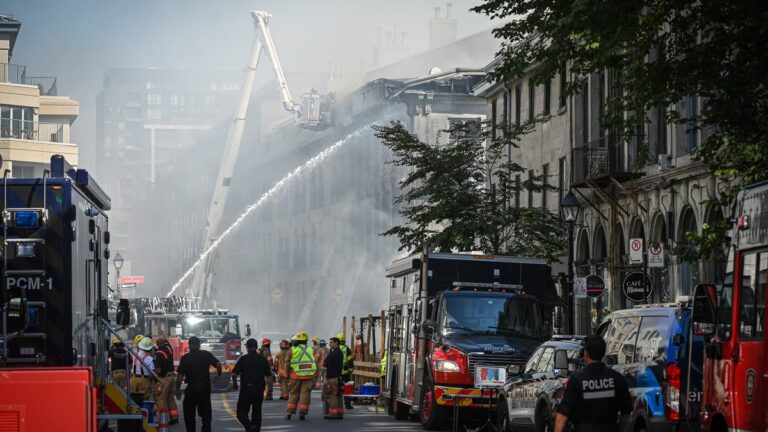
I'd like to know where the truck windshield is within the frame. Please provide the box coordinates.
[182,316,240,340]
[441,295,541,338]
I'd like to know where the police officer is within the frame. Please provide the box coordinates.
[232,339,272,432]
[176,336,222,432]
[555,335,632,432]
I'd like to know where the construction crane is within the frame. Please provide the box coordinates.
[187,10,331,302]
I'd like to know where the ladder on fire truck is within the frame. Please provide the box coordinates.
[188,10,330,303]
[0,169,49,365]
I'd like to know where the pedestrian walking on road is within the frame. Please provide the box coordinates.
[154,336,179,426]
[233,339,272,432]
[323,337,344,420]
[259,338,275,400]
[284,331,316,421]
[176,336,222,432]
[555,335,632,432]
[275,339,291,400]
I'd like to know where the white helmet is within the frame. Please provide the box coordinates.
[138,337,155,352]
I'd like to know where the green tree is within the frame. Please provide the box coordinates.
[374,120,567,264]
[472,0,768,260]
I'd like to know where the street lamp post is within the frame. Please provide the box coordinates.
[114,252,124,299]
[560,191,581,335]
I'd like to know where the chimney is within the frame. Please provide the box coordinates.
[446,2,453,18]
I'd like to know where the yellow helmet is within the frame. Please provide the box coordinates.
[311,336,320,344]
[112,336,121,345]
[293,331,309,342]
[133,334,145,345]
[336,332,345,343]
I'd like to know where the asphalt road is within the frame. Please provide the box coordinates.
[170,389,426,432]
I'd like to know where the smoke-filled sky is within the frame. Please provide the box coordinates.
[4,0,495,168]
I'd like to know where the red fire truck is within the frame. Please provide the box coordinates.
[693,180,768,432]
[382,252,558,430]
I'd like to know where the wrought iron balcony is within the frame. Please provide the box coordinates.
[572,136,637,186]
[1,119,66,143]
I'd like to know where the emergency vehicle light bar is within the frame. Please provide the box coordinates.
[451,282,524,291]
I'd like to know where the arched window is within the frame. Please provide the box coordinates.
[678,208,699,296]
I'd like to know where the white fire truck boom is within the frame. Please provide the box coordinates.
[189,10,326,301]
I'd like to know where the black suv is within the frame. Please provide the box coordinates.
[496,336,584,432]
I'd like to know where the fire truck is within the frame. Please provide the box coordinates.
[0,155,156,430]
[382,252,558,430]
[693,181,768,432]
[134,296,243,387]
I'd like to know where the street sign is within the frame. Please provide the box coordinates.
[573,277,587,299]
[586,274,605,298]
[623,272,653,302]
[648,243,665,268]
[629,238,644,264]
[119,276,145,284]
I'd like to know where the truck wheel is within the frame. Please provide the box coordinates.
[419,379,445,430]
[536,404,553,432]
[498,398,513,432]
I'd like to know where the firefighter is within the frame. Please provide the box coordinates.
[337,333,354,409]
[259,338,275,400]
[284,331,316,421]
[109,336,129,390]
[154,336,179,426]
[313,338,328,390]
[380,349,387,380]
[130,336,156,403]
[274,339,291,400]
[353,334,366,360]
[323,336,344,420]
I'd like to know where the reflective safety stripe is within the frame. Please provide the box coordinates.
[290,345,317,377]
[341,345,353,374]
[583,390,615,399]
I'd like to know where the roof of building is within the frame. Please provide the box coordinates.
[0,15,22,59]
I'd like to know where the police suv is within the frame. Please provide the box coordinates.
[496,336,584,432]
[596,302,704,432]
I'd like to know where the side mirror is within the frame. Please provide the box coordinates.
[554,349,569,371]
[507,364,523,376]
[245,324,252,337]
[116,299,131,326]
[422,319,437,337]
[692,284,718,336]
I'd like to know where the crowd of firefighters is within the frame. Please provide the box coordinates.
[108,329,380,428]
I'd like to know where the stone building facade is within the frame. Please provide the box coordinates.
[477,58,720,334]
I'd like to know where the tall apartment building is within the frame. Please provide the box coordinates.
[478,56,718,334]
[96,68,241,275]
[0,15,79,177]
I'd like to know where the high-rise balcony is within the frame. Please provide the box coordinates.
[0,63,58,96]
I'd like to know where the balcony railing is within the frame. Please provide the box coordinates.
[0,64,58,95]
[572,136,632,186]
[1,119,66,143]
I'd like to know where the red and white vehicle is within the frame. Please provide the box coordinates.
[693,180,768,432]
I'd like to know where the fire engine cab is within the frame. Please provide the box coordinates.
[693,180,768,432]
